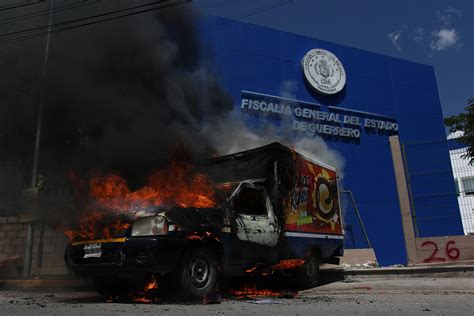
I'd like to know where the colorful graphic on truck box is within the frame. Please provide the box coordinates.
[285,155,342,235]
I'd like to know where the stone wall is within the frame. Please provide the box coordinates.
[341,248,378,267]
[0,216,70,277]
[0,216,28,263]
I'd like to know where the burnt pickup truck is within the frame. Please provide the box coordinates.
[65,143,344,299]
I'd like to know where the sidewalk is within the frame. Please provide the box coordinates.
[322,263,474,279]
[303,277,474,296]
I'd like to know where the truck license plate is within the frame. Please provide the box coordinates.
[83,243,102,258]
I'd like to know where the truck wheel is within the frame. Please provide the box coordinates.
[177,246,218,300]
[295,252,320,288]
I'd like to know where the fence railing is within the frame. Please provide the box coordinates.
[340,190,371,249]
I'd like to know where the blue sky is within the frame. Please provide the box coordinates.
[194,0,473,117]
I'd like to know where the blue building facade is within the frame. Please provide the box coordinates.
[199,16,464,266]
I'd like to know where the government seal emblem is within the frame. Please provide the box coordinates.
[301,49,346,95]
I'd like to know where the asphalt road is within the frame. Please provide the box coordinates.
[0,277,473,315]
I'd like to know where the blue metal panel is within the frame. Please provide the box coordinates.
[403,140,452,173]
[396,115,447,140]
[241,23,282,59]
[342,74,396,114]
[371,240,407,266]
[346,138,393,172]
[389,58,438,92]
[403,139,463,237]
[336,46,392,83]
[356,203,407,266]
[393,85,444,118]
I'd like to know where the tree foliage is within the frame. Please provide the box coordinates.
[444,98,474,164]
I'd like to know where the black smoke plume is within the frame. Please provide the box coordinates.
[0,0,234,216]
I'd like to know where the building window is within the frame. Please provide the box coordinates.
[461,177,474,195]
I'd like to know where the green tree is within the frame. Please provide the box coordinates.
[444,98,474,164]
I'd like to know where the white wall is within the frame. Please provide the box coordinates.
[449,146,474,234]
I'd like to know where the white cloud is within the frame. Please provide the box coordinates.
[388,27,406,51]
[430,28,460,51]
[388,6,462,55]
[413,26,424,42]
[437,6,461,25]
[429,6,462,53]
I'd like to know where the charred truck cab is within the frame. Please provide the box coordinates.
[65,143,344,299]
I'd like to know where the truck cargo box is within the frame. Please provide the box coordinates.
[203,142,343,237]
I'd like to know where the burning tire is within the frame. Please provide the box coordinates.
[295,252,320,288]
[176,246,218,300]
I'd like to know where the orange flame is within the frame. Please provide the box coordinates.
[87,160,216,211]
[130,276,159,304]
[64,210,131,241]
[64,158,217,242]
[271,259,305,270]
[229,284,281,299]
[131,297,153,304]
[144,279,158,291]
[186,231,213,241]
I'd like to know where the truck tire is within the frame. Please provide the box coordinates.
[176,245,218,300]
[295,252,320,288]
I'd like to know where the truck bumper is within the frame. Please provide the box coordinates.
[65,236,188,277]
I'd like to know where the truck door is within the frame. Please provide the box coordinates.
[230,183,280,263]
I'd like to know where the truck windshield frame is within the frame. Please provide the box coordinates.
[232,187,268,216]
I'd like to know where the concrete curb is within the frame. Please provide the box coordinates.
[0,279,90,291]
[323,265,474,279]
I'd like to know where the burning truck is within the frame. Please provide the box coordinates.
[64,142,344,300]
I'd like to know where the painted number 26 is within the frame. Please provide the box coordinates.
[421,240,461,263]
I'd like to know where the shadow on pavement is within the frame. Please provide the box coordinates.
[54,268,347,305]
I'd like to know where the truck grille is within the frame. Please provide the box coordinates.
[69,242,124,265]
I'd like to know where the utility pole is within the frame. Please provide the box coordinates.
[23,0,55,279]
